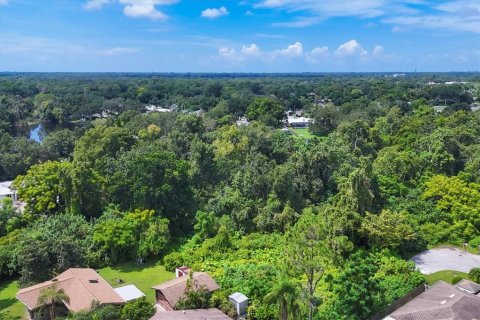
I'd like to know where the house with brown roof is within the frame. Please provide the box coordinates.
[16,268,125,320]
[384,280,480,320]
[152,272,220,311]
[150,308,231,320]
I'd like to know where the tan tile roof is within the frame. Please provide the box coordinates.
[387,281,480,320]
[16,268,124,312]
[152,272,219,308]
[150,308,231,320]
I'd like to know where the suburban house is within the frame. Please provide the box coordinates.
[150,308,231,320]
[152,272,220,311]
[0,180,17,202]
[383,280,480,320]
[286,114,312,128]
[16,268,130,319]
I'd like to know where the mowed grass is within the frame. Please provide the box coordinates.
[424,270,469,285]
[0,280,24,320]
[98,260,175,302]
[292,128,315,139]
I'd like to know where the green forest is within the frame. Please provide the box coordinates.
[1,73,480,320]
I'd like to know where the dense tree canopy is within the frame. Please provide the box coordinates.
[0,73,479,319]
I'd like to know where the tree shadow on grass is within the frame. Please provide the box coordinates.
[0,298,22,320]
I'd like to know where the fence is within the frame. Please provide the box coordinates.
[371,284,427,320]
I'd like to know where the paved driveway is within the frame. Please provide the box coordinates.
[411,247,480,274]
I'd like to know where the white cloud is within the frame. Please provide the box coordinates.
[258,0,480,33]
[273,17,323,28]
[241,44,260,56]
[334,40,367,56]
[84,0,111,10]
[123,3,167,20]
[101,47,141,56]
[373,45,384,56]
[83,0,178,20]
[218,47,237,59]
[276,41,303,57]
[311,46,328,56]
[218,44,261,61]
[0,0,8,5]
[201,6,229,19]
[384,13,480,34]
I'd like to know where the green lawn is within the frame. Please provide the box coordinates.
[424,270,469,285]
[292,128,314,139]
[0,280,24,320]
[98,260,174,302]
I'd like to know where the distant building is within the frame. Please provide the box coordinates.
[0,181,17,202]
[229,292,248,316]
[152,272,220,311]
[16,268,125,320]
[287,116,311,128]
[145,105,172,113]
[383,280,480,320]
[236,117,250,127]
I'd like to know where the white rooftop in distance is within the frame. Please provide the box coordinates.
[0,181,14,196]
[114,284,145,302]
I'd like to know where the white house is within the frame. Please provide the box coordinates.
[0,181,17,202]
[287,116,311,128]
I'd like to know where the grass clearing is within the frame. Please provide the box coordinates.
[98,260,174,302]
[424,270,469,285]
[0,279,24,320]
[292,128,314,139]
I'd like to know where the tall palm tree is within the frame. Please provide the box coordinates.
[36,285,70,320]
[264,278,303,320]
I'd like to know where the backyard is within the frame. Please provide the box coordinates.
[0,280,23,320]
[424,270,469,285]
[0,261,174,319]
[98,260,174,301]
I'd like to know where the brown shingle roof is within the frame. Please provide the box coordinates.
[150,308,231,320]
[16,268,124,312]
[152,272,219,308]
[386,281,480,320]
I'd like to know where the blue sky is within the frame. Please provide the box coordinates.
[0,0,479,72]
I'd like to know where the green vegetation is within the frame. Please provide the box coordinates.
[0,280,24,320]
[424,270,469,285]
[98,261,174,302]
[0,74,479,319]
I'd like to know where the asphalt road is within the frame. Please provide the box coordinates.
[411,247,480,274]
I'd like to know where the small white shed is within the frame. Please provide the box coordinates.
[229,292,248,316]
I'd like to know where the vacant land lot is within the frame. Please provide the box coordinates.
[98,261,174,302]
